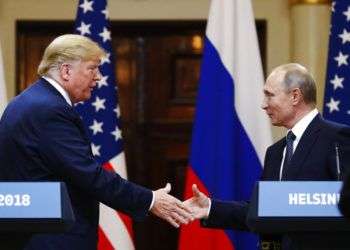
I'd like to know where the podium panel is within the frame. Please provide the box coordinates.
[0,182,74,232]
[259,181,341,217]
[247,181,350,233]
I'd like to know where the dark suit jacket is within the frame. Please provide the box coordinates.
[0,78,153,250]
[339,166,350,217]
[203,114,350,250]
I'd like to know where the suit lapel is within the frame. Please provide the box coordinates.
[272,142,285,180]
[264,139,285,180]
[285,114,323,179]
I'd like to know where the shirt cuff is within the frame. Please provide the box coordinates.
[149,191,155,210]
[205,198,212,218]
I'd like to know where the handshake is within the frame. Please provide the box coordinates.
[150,183,210,227]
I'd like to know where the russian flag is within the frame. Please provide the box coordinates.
[178,0,272,250]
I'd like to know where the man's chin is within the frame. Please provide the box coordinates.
[74,96,90,104]
[271,120,282,127]
[83,93,91,101]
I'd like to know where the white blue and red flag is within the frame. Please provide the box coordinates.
[324,0,350,126]
[74,0,134,249]
[178,0,272,249]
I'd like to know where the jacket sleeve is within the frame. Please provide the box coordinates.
[339,172,350,217]
[201,199,250,231]
[338,126,350,217]
[337,126,350,178]
[38,105,152,221]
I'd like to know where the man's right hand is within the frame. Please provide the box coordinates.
[151,183,194,228]
[183,184,210,219]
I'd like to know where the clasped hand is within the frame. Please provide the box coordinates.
[151,183,210,227]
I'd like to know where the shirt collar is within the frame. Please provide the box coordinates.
[289,108,318,140]
[42,76,72,106]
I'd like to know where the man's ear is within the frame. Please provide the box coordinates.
[59,63,71,81]
[291,88,302,106]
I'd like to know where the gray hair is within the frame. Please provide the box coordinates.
[274,63,316,105]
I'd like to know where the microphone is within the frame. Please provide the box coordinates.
[335,142,341,181]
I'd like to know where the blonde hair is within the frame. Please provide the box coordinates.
[37,34,106,76]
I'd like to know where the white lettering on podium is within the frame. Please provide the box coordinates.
[288,193,339,205]
[0,194,31,206]
[299,193,306,204]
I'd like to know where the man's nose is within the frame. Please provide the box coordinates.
[95,69,102,81]
[261,98,267,110]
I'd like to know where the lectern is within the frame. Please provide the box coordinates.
[0,182,75,232]
[247,181,350,250]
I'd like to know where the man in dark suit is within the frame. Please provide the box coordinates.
[0,34,193,250]
[339,174,350,217]
[184,63,350,250]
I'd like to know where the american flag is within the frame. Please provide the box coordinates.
[324,0,350,125]
[74,0,134,249]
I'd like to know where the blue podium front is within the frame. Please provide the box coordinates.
[0,182,74,232]
[247,181,350,233]
[258,181,341,217]
[247,181,350,250]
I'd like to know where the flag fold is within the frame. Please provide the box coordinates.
[178,0,272,249]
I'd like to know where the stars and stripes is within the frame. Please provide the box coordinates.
[324,1,350,125]
[343,5,350,21]
[74,0,134,249]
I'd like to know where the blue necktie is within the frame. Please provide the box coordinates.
[282,131,296,180]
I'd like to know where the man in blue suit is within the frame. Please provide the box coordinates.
[0,34,192,250]
[184,64,350,250]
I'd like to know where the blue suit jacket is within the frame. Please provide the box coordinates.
[0,78,153,250]
[203,114,350,250]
